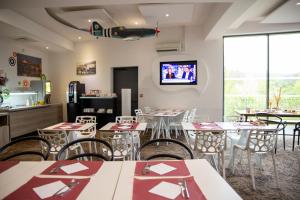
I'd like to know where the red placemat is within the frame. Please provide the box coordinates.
[41,160,103,176]
[0,161,20,173]
[110,123,139,131]
[135,161,190,176]
[4,177,89,200]
[133,176,206,200]
[54,123,83,130]
[192,122,223,131]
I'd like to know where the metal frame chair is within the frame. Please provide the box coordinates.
[135,138,194,160]
[56,138,114,161]
[232,129,279,190]
[293,122,300,151]
[0,136,50,161]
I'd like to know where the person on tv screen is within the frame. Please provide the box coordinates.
[165,66,175,79]
[182,65,194,80]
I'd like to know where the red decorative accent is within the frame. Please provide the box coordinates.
[0,161,20,173]
[192,122,223,131]
[23,79,29,87]
[110,122,139,131]
[133,176,207,200]
[54,123,83,130]
[4,177,90,200]
[135,161,190,177]
[41,160,103,176]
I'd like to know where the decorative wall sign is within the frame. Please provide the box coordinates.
[8,57,16,66]
[17,53,42,77]
[76,61,96,75]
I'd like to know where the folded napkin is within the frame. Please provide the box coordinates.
[110,123,139,130]
[0,161,20,173]
[41,160,103,176]
[4,177,90,200]
[133,176,206,200]
[135,161,190,176]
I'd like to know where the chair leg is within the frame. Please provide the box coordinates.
[297,130,300,145]
[271,152,279,188]
[247,151,256,190]
[293,129,296,151]
[232,147,236,174]
[283,129,286,150]
[222,151,226,179]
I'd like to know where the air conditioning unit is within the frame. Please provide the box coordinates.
[155,42,182,52]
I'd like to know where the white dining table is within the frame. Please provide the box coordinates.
[0,159,242,200]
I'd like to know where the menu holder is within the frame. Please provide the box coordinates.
[3,177,89,200]
[133,176,207,200]
[135,160,190,177]
[41,160,103,176]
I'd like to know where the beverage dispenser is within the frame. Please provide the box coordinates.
[67,81,85,122]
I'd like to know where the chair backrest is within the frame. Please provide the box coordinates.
[0,136,51,161]
[136,139,194,160]
[134,109,143,115]
[56,138,114,161]
[116,116,137,123]
[75,116,96,123]
[187,108,197,122]
[108,133,131,160]
[194,131,225,153]
[182,110,190,122]
[38,129,69,153]
[246,129,277,153]
[255,113,286,132]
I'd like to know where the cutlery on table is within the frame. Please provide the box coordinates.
[178,181,186,198]
[142,162,151,175]
[53,179,79,197]
[183,179,190,198]
[179,179,189,199]
[49,164,65,174]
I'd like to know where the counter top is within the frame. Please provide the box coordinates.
[0,104,62,112]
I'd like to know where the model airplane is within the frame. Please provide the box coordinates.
[90,21,159,40]
[45,8,160,41]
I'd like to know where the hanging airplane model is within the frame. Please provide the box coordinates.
[45,8,160,41]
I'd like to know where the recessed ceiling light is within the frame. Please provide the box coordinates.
[297,2,300,5]
[134,21,138,25]
[165,13,170,17]
[45,46,49,49]
[78,36,82,40]
[88,19,92,23]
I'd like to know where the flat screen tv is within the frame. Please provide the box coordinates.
[160,60,197,85]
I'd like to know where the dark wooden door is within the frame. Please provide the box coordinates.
[113,67,138,116]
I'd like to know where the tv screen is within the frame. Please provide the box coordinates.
[160,60,197,85]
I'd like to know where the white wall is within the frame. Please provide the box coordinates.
[49,26,224,121]
[0,37,50,106]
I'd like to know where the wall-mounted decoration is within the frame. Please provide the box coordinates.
[77,61,96,75]
[17,53,42,77]
[0,70,8,86]
[23,79,30,87]
[8,56,16,67]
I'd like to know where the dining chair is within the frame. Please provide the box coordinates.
[232,129,279,190]
[255,113,287,152]
[189,131,226,178]
[74,116,97,139]
[115,116,140,147]
[134,108,157,137]
[169,110,189,140]
[38,129,73,160]
[56,138,114,161]
[292,122,300,151]
[136,138,194,160]
[106,133,132,160]
[0,136,50,161]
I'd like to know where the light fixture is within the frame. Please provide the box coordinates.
[134,21,138,25]
[165,13,170,17]
[78,36,82,40]
[45,46,49,49]
[297,2,300,5]
[88,19,92,23]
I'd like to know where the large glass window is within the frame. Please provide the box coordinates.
[223,32,300,119]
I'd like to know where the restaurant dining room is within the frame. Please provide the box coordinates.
[0,0,300,199]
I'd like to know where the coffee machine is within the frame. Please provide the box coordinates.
[67,81,85,122]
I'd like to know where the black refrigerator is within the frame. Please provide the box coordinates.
[67,81,85,122]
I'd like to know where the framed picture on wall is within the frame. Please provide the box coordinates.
[77,61,96,75]
[17,53,42,77]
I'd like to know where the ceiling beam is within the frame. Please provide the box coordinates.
[0,0,235,9]
[202,0,257,40]
[0,9,74,51]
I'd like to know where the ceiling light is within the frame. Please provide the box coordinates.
[45,46,49,49]
[88,19,92,23]
[134,21,138,25]
[78,36,82,40]
[297,2,300,5]
[165,13,170,17]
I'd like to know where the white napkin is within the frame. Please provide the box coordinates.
[121,123,132,126]
[60,162,89,174]
[149,163,176,175]
[59,126,72,129]
[201,122,212,125]
[118,125,131,129]
[149,181,181,199]
[33,181,68,199]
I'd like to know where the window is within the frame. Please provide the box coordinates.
[223,32,300,119]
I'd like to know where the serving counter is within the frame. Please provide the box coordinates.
[0,104,63,140]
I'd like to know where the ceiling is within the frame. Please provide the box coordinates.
[0,0,299,52]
